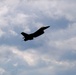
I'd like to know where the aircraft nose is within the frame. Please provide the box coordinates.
[46,26,50,28]
[44,26,50,29]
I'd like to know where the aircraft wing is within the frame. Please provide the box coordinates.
[31,26,50,37]
[31,28,44,38]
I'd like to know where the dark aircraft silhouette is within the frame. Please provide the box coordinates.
[21,26,50,41]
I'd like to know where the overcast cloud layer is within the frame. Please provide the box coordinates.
[0,0,76,75]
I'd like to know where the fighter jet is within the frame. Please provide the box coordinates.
[21,26,50,41]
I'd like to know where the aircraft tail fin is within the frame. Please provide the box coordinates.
[21,32,29,36]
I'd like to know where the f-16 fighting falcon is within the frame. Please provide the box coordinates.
[21,26,50,41]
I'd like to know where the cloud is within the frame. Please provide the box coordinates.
[0,45,76,75]
[0,0,76,75]
[0,29,5,37]
[0,68,5,75]
[48,23,76,48]
[12,48,39,66]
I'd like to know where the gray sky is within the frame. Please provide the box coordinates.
[0,0,76,75]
